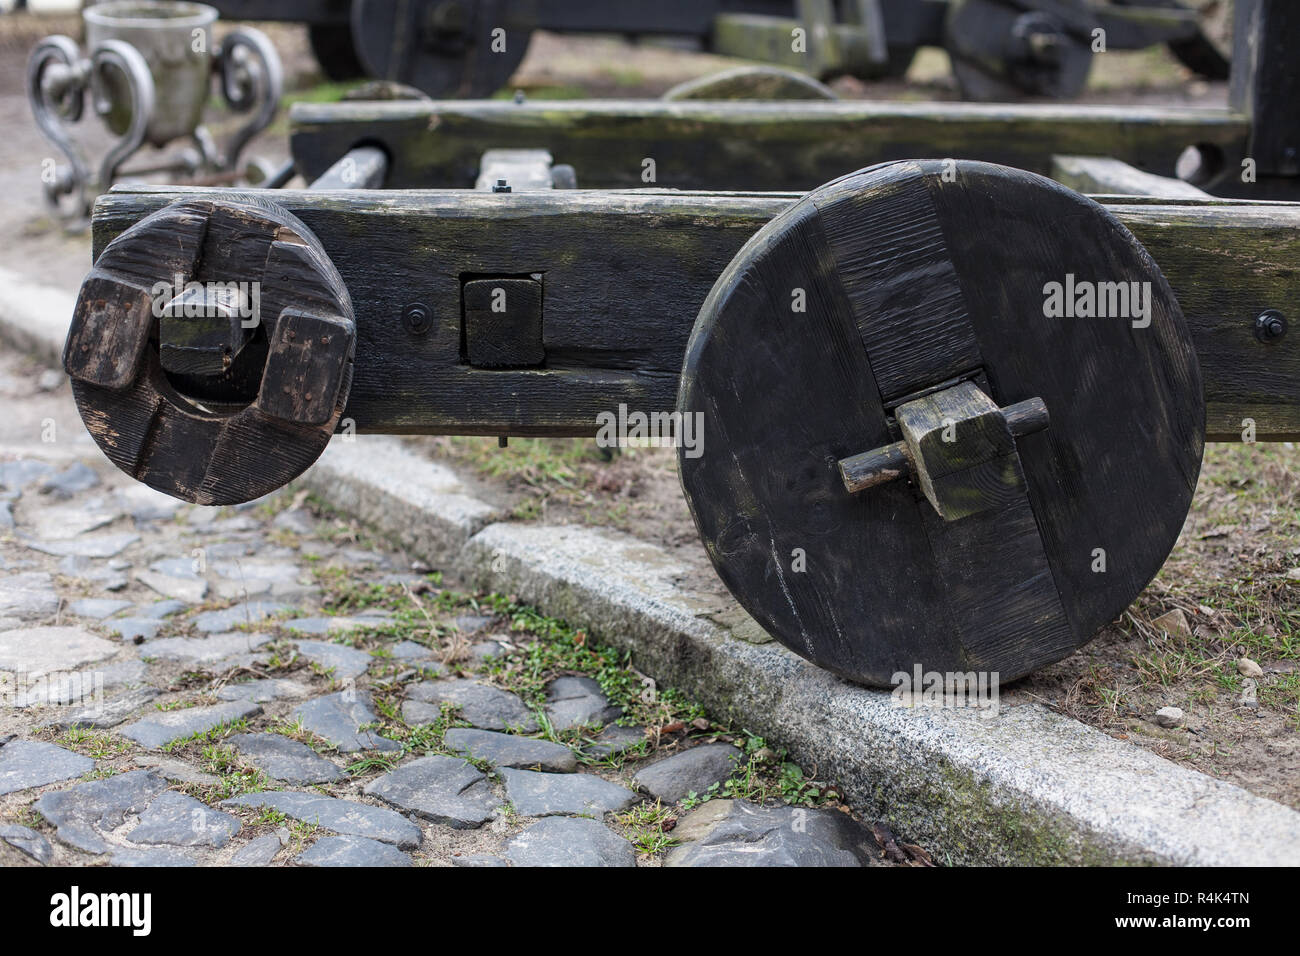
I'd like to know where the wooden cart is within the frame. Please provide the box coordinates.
[62,0,1298,687]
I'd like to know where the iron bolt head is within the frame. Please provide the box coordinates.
[402,302,432,335]
[1255,310,1287,342]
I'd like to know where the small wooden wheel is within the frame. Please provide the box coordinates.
[64,198,355,506]
[678,160,1205,686]
[350,0,531,98]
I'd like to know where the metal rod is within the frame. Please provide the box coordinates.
[838,397,1049,494]
[309,145,389,190]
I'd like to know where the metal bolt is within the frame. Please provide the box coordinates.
[1255,309,1287,342]
[402,302,432,335]
[493,179,511,193]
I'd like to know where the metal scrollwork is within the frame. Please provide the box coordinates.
[26,12,283,228]
[26,35,91,225]
[89,39,156,198]
[216,28,284,172]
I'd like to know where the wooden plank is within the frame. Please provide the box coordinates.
[711,8,885,78]
[1113,202,1300,441]
[93,185,1300,441]
[530,0,793,36]
[207,0,350,23]
[1051,155,1210,199]
[813,164,981,403]
[289,99,1249,191]
[1230,0,1300,178]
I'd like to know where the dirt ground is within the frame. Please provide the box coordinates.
[1,5,1295,812]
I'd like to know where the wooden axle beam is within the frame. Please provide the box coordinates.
[93,183,1300,442]
[289,99,1250,191]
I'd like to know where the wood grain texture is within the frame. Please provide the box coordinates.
[288,99,1248,191]
[895,381,1026,521]
[813,165,981,403]
[93,184,1300,440]
[463,277,544,367]
[920,160,1205,665]
[69,198,355,505]
[677,160,1203,685]
[349,0,530,99]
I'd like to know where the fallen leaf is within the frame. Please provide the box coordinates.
[901,842,935,866]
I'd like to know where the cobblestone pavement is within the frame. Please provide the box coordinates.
[0,349,919,867]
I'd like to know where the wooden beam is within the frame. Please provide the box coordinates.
[1050,155,1210,198]
[92,185,1300,442]
[1230,0,1300,178]
[710,8,887,78]
[289,99,1249,191]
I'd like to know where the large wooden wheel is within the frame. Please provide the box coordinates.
[677,160,1205,686]
[64,198,355,506]
[350,0,532,99]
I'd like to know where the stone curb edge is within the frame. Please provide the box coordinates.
[305,437,1300,867]
[4,269,1298,866]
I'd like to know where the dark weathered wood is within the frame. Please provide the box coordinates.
[64,275,154,391]
[350,0,531,99]
[838,441,909,494]
[1112,202,1300,441]
[839,394,1050,495]
[93,183,1300,442]
[895,380,1028,522]
[157,285,256,381]
[711,7,887,78]
[463,277,544,367]
[1230,0,1300,178]
[154,204,279,404]
[70,198,355,505]
[258,309,355,425]
[943,0,1095,101]
[813,168,981,403]
[209,0,350,23]
[94,187,790,439]
[289,99,1249,191]
[677,160,1203,685]
[307,21,366,82]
